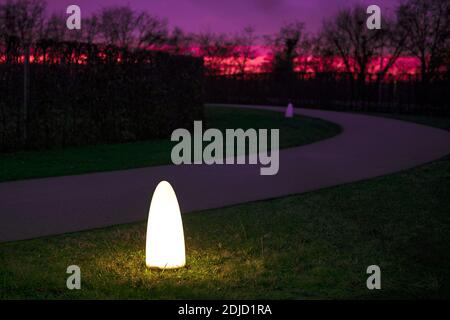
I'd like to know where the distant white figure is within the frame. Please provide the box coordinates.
[285,102,294,118]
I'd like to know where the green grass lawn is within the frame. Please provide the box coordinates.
[0,106,340,182]
[1,113,449,299]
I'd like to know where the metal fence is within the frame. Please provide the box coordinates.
[205,72,450,115]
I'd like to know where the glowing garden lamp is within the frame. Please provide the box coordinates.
[145,181,186,269]
[285,102,294,118]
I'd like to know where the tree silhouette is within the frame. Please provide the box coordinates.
[0,0,45,63]
[266,21,309,80]
[397,0,450,82]
[99,6,139,49]
[196,31,236,75]
[319,5,385,82]
[136,12,168,48]
[231,26,258,77]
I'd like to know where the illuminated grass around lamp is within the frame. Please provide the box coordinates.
[145,181,186,269]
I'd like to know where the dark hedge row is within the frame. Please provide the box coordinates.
[0,52,204,152]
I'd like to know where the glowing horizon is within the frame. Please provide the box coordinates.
[1,48,421,77]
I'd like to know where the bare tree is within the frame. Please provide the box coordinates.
[319,5,388,82]
[196,31,236,75]
[376,14,408,78]
[83,14,100,45]
[136,12,168,49]
[99,6,138,48]
[309,33,336,74]
[315,4,408,82]
[35,13,66,64]
[167,26,192,54]
[42,13,67,42]
[397,0,450,82]
[265,21,309,78]
[0,0,45,63]
[231,26,258,76]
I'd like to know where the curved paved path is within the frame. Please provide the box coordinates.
[1,104,450,242]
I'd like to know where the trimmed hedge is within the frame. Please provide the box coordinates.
[0,52,204,152]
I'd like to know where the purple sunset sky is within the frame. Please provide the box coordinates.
[46,0,400,35]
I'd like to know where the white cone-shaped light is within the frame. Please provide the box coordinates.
[285,102,294,118]
[146,181,186,269]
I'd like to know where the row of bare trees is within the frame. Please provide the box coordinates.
[0,0,174,63]
[207,0,450,82]
[266,0,449,83]
[0,0,449,81]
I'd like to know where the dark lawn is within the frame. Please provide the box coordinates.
[0,106,340,182]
